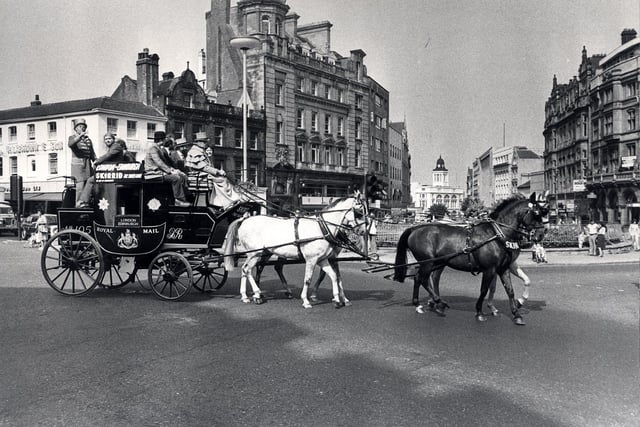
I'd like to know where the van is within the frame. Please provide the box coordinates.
[0,201,18,235]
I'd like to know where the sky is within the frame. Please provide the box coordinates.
[1,0,639,187]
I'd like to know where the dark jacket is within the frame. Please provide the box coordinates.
[95,140,126,165]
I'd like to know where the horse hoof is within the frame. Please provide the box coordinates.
[310,295,318,302]
[241,297,251,304]
[285,292,293,299]
[488,306,500,316]
[415,305,425,314]
[513,317,526,326]
[476,313,487,322]
[253,296,265,305]
[302,302,312,309]
[344,300,352,307]
[333,301,345,309]
[427,300,435,309]
[412,299,420,306]
[435,308,446,317]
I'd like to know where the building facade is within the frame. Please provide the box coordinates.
[545,29,640,224]
[411,156,464,217]
[388,121,411,212]
[0,95,165,213]
[205,0,398,211]
[492,146,543,202]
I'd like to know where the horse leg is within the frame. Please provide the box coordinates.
[242,255,265,304]
[273,258,293,299]
[475,273,494,322]
[486,275,499,316]
[300,261,316,309]
[412,265,427,306]
[430,267,449,315]
[310,266,324,302]
[318,259,342,308]
[499,270,525,325]
[514,267,531,308]
[332,260,351,307]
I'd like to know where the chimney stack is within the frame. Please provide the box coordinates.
[621,28,637,45]
[30,94,42,106]
[136,48,160,106]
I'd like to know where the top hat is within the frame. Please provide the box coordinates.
[194,131,208,142]
[73,118,87,129]
[153,131,167,142]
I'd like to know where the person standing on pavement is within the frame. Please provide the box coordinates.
[36,210,49,248]
[629,220,640,251]
[596,223,607,257]
[586,219,599,255]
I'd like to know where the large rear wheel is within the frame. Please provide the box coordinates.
[41,230,105,296]
[147,252,193,301]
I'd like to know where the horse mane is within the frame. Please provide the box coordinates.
[325,197,349,210]
[489,195,526,219]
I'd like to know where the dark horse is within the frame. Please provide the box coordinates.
[393,193,549,325]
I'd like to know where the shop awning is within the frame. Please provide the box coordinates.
[24,192,61,201]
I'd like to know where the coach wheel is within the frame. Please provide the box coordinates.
[148,252,193,301]
[41,229,105,296]
[101,256,138,289]
[192,250,228,292]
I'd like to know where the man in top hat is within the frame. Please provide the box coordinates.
[68,118,96,205]
[144,131,190,207]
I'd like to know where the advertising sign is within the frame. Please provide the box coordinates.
[572,179,586,192]
[95,163,143,183]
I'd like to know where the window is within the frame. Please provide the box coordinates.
[183,92,193,108]
[296,77,304,92]
[311,112,318,132]
[9,126,17,142]
[0,158,3,176]
[626,143,637,156]
[375,116,382,129]
[250,132,258,150]
[296,141,305,162]
[276,122,283,144]
[235,130,242,148]
[0,128,3,144]
[173,122,184,139]
[355,94,363,109]
[127,120,137,138]
[354,143,362,168]
[337,117,344,136]
[604,114,613,135]
[375,94,382,106]
[324,115,331,134]
[337,147,344,166]
[310,144,320,163]
[355,119,362,139]
[249,163,258,185]
[592,119,599,139]
[296,109,305,129]
[275,83,283,105]
[324,85,331,99]
[48,153,58,175]
[338,89,344,103]
[27,124,35,140]
[107,118,118,134]
[324,146,332,164]
[628,109,636,131]
[48,122,57,139]
[213,127,224,146]
[147,123,156,140]
[261,15,271,34]
[275,18,282,36]
[10,156,17,174]
[191,123,203,141]
[27,155,36,175]
[311,81,318,96]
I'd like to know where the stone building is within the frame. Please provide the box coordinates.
[492,146,543,202]
[0,95,165,213]
[389,120,411,211]
[112,48,267,186]
[545,29,640,224]
[205,0,394,211]
[411,156,464,217]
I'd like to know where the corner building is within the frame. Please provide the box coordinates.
[206,0,388,212]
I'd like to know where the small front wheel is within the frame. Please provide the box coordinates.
[192,250,228,292]
[41,230,105,296]
[148,252,193,301]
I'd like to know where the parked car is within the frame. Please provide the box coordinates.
[21,214,58,240]
[0,201,18,236]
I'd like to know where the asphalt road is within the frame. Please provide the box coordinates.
[0,238,638,426]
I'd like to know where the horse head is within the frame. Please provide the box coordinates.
[321,195,367,234]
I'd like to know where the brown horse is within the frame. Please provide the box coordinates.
[393,193,549,325]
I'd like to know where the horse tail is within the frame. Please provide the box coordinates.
[393,226,413,282]
[223,218,244,271]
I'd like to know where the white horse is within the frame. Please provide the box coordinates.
[223,196,365,308]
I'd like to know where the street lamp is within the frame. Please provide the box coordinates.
[230,35,260,182]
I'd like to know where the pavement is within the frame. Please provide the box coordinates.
[373,246,639,267]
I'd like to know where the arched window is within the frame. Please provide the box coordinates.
[261,15,271,34]
[275,18,282,36]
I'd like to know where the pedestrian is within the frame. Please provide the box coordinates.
[578,229,587,249]
[144,131,191,207]
[68,118,96,205]
[36,211,49,248]
[596,223,607,257]
[368,214,378,259]
[629,219,640,251]
[586,219,599,255]
[533,242,547,263]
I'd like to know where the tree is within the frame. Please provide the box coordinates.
[460,197,486,217]
[428,203,448,219]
